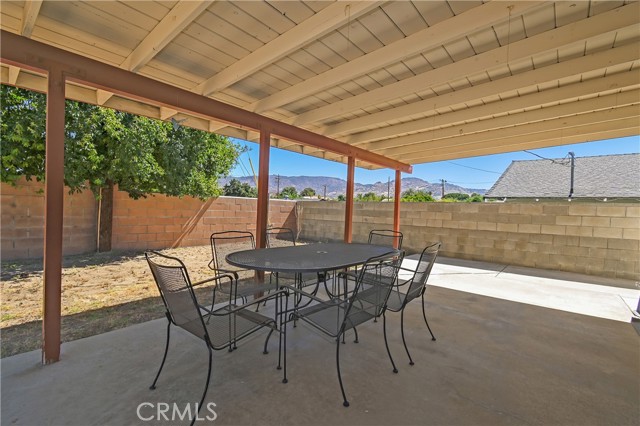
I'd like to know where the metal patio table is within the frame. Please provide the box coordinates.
[225,242,399,275]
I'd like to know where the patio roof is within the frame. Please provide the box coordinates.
[1,1,638,168]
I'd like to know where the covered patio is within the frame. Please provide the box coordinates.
[1,0,638,364]
[2,258,638,425]
[1,2,639,424]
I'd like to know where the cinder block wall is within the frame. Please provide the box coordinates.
[112,190,297,251]
[298,201,640,281]
[1,179,96,259]
[1,180,297,259]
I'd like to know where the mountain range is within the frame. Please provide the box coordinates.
[221,176,486,198]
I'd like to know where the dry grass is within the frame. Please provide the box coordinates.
[0,245,232,358]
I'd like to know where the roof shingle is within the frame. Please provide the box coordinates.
[485,153,640,199]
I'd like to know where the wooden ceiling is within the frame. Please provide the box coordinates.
[1,0,638,169]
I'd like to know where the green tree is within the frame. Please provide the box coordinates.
[337,194,346,201]
[279,186,298,199]
[401,188,434,202]
[468,193,484,202]
[223,179,257,198]
[442,192,469,202]
[1,85,243,250]
[355,192,383,202]
[300,187,316,197]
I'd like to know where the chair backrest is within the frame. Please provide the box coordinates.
[368,229,403,249]
[145,251,208,340]
[403,242,441,303]
[210,230,255,273]
[266,227,296,248]
[343,251,403,330]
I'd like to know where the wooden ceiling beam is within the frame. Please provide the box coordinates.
[291,3,639,127]
[120,1,212,72]
[375,103,640,157]
[21,0,43,37]
[323,44,640,138]
[348,70,640,145]
[0,30,411,173]
[249,1,544,115]
[409,125,639,164]
[7,65,20,85]
[196,1,381,97]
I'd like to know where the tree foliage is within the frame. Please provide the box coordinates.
[1,85,242,199]
[401,188,434,202]
[355,192,384,202]
[442,192,469,201]
[337,194,346,201]
[300,187,316,197]
[223,179,257,198]
[278,186,298,199]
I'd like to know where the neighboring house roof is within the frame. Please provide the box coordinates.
[485,153,640,199]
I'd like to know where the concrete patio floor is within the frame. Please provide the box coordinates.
[2,258,639,426]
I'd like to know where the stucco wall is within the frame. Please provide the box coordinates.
[1,180,297,259]
[298,201,640,281]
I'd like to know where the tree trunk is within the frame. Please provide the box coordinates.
[97,181,114,252]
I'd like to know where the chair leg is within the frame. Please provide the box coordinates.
[263,328,275,354]
[150,319,171,390]
[382,313,398,374]
[400,309,414,366]
[282,302,288,384]
[191,344,213,426]
[421,293,436,341]
[336,333,349,407]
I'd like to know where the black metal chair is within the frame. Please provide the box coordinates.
[146,251,288,426]
[368,229,403,249]
[266,227,325,296]
[208,230,277,305]
[289,252,403,407]
[385,242,441,366]
[331,229,404,303]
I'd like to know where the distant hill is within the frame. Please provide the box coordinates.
[220,175,486,198]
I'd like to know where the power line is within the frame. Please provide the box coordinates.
[445,161,501,174]
[523,150,570,165]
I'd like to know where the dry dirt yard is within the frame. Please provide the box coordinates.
[0,245,248,358]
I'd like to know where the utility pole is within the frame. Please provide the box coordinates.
[323,185,327,200]
[276,174,280,197]
[441,179,447,198]
[568,152,575,199]
[387,176,391,201]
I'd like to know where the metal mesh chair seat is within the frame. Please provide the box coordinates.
[146,251,288,426]
[200,304,278,350]
[289,251,403,407]
[384,289,406,312]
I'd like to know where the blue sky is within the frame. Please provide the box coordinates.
[230,135,639,190]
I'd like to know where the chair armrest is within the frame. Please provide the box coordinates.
[211,267,240,281]
[192,273,235,287]
[209,289,289,316]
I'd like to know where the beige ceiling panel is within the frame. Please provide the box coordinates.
[292,6,639,127]
[320,42,639,138]
[372,102,640,158]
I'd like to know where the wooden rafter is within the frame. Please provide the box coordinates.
[121,1,212,72]
[249,1,544,115]
[196,1,381,97]
[21,0,42,37]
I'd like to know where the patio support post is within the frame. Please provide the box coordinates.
[256,127,271,250]
[42,66,65,364]
[393,170,401,249]
[344,157,355,243]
